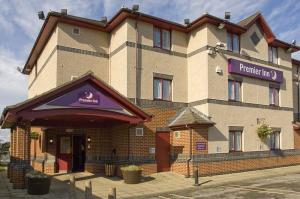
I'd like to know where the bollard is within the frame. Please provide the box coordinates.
[69,175,77,199]
[193,169,200,186]
[108,187,116,199]
[85,180,92,199]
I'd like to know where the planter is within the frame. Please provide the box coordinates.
[105,164,116,177]
[26,171,51,195]
[27,177,51,195]
[121,166,142,184]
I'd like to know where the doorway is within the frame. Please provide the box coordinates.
[72,135,86,172]
[156,132,170,172]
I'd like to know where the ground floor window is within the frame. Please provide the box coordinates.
[229,131,242,152]
[269,131,280,150]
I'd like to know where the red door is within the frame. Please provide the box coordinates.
[156,132,170,172]
[57,135,72,172]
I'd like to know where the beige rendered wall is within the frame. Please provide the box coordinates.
[28,27,58,98]
[125,19,188,102]
[187,25,208,103]
[110,20,129,96]
[207,103,294,153]
[204,23,294,153]
[293,64,300,114]
[56,23,109,86]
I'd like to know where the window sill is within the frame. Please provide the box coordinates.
[153,98,172,102]
[153,46,171,52]
[269,104,280,107]
[229,150,243,153]
[228,99,241,103]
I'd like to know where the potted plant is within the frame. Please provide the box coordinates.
[121,165,143,184]
[256,122,272,140]
[30,132,39,140]
[26,170,51,195]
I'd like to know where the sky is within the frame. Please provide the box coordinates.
[0,0,300,142]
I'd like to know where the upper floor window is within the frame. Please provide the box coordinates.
[153,27,171,50]
[228,80,241,101]
[269,86,279,106]
[229,130,242,152]
[268,46,278,64]
[269,131,280,150]
[153,78,172,101]
[227,32,240,53]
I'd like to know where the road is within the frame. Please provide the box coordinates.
[144,173,300,199]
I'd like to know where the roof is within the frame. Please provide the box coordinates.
[292,59,300,66]
[168,107,214,129]
[238,12,261,27]
[0,72,152,128]
[22,8,300,74]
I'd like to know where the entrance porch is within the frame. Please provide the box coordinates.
[0,72,152,188]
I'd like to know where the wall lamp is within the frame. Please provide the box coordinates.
[218,23,225,30]
[87,136,91,149]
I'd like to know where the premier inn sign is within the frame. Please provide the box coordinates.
[228,59,283,83]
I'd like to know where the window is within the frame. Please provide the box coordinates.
[250,32,260,46]
[269,87,279,106]
[228,80,241,101]
[153,78,172,101]
[229,131,242,152]
[135,128,144,136]
[227,32,240,53]
[268,46,278,64]
[269,131,280,150]
[60,137,71,154]
[153,27,171,50]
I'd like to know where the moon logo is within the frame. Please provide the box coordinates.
[85,91,93,99]
[270,71,277,80]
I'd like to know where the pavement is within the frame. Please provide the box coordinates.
[2,165,300,198]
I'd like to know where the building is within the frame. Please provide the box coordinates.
[1,7,300,189]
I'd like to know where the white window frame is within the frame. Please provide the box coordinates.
[135,128,144,136]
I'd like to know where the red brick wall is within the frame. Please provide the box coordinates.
[294,129,300,149]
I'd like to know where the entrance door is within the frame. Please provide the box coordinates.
[57,135,72,172]
[156,132,170,172]
[72,135,86,172]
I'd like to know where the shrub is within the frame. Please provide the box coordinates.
[26,170,49,178]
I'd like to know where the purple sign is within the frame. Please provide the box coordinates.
[228,59,283,83]
[78,91,99,105]
[37,83,132,115]
[196,142,206,150]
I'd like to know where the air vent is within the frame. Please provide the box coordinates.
[250,32,260,46]
[135,128,144,136]
[72,27,80,35]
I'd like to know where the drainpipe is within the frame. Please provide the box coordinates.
[186,124,192,178]
[297,66,300,121]
[134,13,141,106]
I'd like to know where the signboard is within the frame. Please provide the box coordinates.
[228,59,283,83]
[33,83,133,116]
[78,91,99,105]
[196,141,206,151]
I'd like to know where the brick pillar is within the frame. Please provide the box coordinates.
[10,121,31,189]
